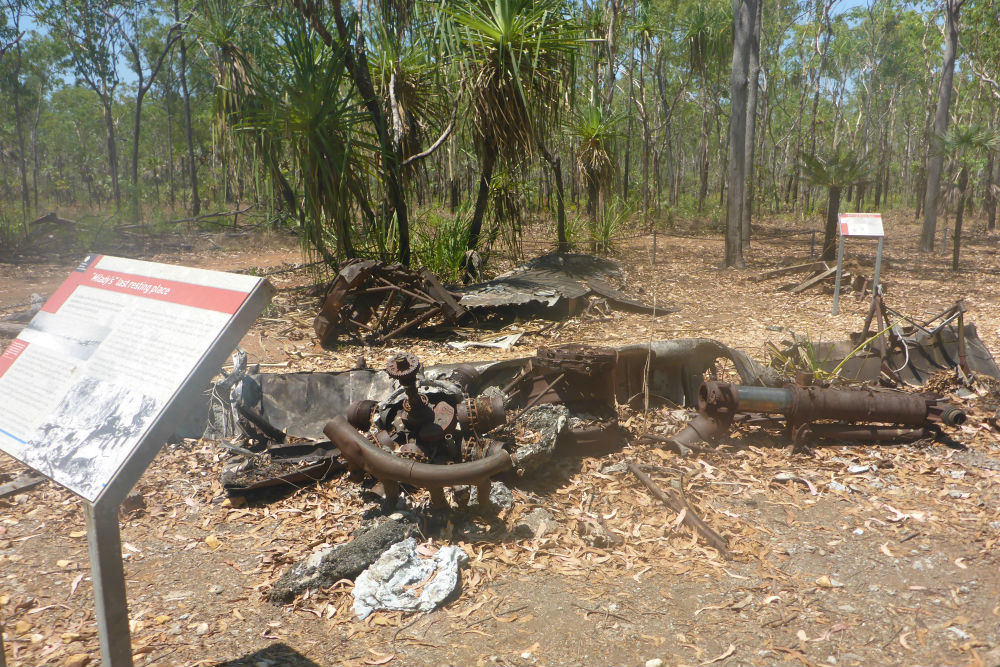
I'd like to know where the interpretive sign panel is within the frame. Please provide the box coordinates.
[833,213,885,315]
[838,212,884,237]
[0,254,272,504]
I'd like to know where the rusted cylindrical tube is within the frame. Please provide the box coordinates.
[700,381,964,427]
[324,416,514,485]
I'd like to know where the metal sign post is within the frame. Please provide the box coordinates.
[86,502,133,667]
[0,254,274,666]
[832,213,885,316]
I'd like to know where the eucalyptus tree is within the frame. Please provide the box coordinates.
[113,2,187,223]
[676,0,730,212]
[39,0,126,211]
[3,0,29,222]
[725,0,759,268]
[920,0,964,251]
[445,0,580,255]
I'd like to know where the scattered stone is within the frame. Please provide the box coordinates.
[601,460,628,475]
[852,528,864,536]
[512,404,568,474]
[268,517,418,604]
[826,481,849,493]
[469,480,515,510]
[194,622,210,636]
[120,490,146,514]
[847,464,876,474]
[576,518,624,548]
[352,537,468,619]
[65,654,91,667]
[947,626,970,641]
[514,508,559,539]
[209,584,224,595]
[645,658,665,667]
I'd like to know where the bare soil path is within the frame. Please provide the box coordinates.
[1,213,999,667]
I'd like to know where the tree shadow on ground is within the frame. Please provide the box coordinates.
[213,642,322,667]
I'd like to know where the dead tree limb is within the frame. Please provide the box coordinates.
[626,461,731,559]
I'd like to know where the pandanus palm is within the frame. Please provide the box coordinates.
[446,0,578,253]
[230,11,370,261]
[800,146,871,261]
[569,104,621,229]
[937,124,1000,270]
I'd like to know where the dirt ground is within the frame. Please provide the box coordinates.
[1,212,999,667]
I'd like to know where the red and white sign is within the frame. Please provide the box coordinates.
[0,254,267,502]
[839,212,884,237]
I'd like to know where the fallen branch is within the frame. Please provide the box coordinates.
[165,206,253,226]
[626,461,731,559]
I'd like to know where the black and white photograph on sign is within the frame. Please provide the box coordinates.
[20,375,160,501]
[19,310,111,361]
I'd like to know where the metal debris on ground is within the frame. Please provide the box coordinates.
[756,258,872,295]
[313,254,672,346]
[213,339,775,501]
[351,537,469,619]
[769,296,1000,386]
[665,379,966,453]
[313,259,466,346]
[455,252,672,317]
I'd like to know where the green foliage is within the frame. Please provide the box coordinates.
[445,0,580,160]
[936,124,1000,168]
[589,195,633,254]
[799,145,871,190]
[412,209,471,283]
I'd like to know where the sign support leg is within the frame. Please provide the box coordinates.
[85,502,134,667]
[832,236,846,315]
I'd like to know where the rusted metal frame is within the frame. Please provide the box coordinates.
[420,269,466,320]
[626,461,730,559]
[372,289,400,333]
[347,317,376,332]
[511,372,566,421]
[375,276,438,307]
[956,305,970,375]
[381,305,443,341]
[236,404,287,443]
[381,294,416,336]
[873,296,900,383]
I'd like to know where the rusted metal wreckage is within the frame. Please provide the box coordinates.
[313,254,669,346]
[219,339,769,496]
[667,379,966,455]
[220,330,970,508]
[773,296,1000,387]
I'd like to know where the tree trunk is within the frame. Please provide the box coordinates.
[920,0,962,251]
[741,0,762,249]
[467,145,496,252]
[987,150,998,230]
[102,98,122,212]
[13,39,30,224]
[822,185,842,261]
[725,0,756,268]
[697,101,710,212]
[952,166,968,270]
[176,0,200,217]
[31,80,44,213]
[540,144,568,251]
